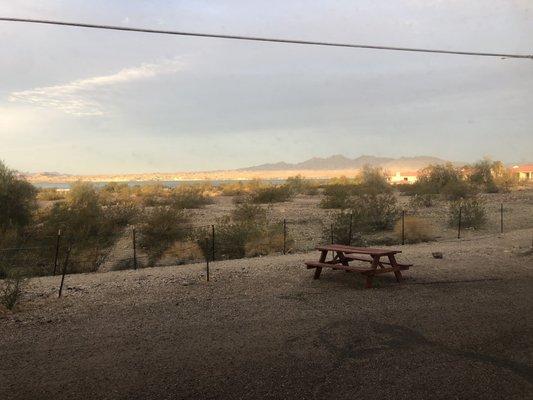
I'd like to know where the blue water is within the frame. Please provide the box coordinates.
[33,179,289,190]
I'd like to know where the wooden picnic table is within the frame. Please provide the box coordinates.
[305,244,412,289]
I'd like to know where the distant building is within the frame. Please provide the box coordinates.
[389,171,418,184]
[511,164,533,181]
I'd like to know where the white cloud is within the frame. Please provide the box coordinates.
[8,59,184,116]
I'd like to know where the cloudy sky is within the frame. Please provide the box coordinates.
[1,1,532,174]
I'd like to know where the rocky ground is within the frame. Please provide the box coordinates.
[1,227,532,399]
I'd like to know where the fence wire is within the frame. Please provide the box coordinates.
[1,202,532,279]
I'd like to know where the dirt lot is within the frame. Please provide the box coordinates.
[1,228,532,399]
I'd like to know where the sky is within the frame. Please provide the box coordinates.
[0,0,532,174]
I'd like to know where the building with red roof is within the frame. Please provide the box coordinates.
[511,164,533,181]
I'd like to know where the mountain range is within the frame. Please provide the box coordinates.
[22,155,455,183]
[240,155,450,172]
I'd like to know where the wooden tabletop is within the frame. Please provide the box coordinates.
[316,244,401,256]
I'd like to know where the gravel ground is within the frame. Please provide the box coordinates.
[1,228,532,399]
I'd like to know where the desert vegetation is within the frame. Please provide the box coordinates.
[196,201,291,260]
[0,159,530,282]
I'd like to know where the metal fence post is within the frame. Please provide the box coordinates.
[205,237,210,282]
[282,219,287,255]
[457,206,462,239]
[52,229,61,275]
[348,212,353,245]
[211,225,215,262]
[58,247,71,298]
[132,226,137,269]
[500,203,504,234]
[401,210,405,245]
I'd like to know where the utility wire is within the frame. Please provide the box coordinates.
[1,17,532,60]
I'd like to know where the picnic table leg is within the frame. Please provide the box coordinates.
[388,254,403,283]
[314,250,328,279]
[364,256,380,289]
[365,275,373,289]
[338,251,352,273]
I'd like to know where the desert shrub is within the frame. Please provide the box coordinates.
[136,184,170,206]
[408,193,438,208]
[245,223,292,257]
[358,166,391,194]
[448,196,486,229]
[99,182,134,205]
[138,206,189,266]
[320,168,391,209]
[320,184,358,209]
[162,241,204,263]
[466,159,517,193]
[196,200,289,259]
[440,179,475,201]
[37,182,136,272]
[0,271,26,310]
[220,181,247,196]
[408,163,477,202]
[284,175,320,195]
[37,188,66,201]
[416,163,463,193]
[394,216,434,243]
[0,161,37,233]
[249,185,292,203]
[350,193,399,232]
[197,220,253,260]
[170,185,213,208]
[324,210,366,246]
[102,202,139,228]
[232,202,267,223]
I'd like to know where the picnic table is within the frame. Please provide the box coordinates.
[305,244,412,289]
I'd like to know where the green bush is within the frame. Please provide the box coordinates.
[416,163,463,194]
[249,185,292,203]
[196,199,288,260]
[170,185,213,208]
[219,181,247,196]
[138,206,190,266]
[350,193,399,232]
[408,193,438,208]
[448,197,486,229]
[231,202,267,223]
[324,210,366,246]
[37,188,66,201]
[358,166,392,194]
[440,179,474,201]
[466,159,518,193]
[37,182,137,273]
[408,163,477,202]
[321,167,392,209]
[320,184,358,209]
[136,184,170,206]
[99,182,134,205]
[284,175,319,195]
[0,161,36,233]
[1,271,26,310]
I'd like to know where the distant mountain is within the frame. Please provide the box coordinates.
[22,155,454,184]
[240,155,449,171]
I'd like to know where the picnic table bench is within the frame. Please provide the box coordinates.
[305,244,412,289]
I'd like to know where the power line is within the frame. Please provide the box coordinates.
[1,17,532,60]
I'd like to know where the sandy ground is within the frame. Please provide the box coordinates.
[1,227,532,399]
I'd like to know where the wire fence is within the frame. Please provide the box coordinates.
[1,201,532,295]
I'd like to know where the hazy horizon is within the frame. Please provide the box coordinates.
[1,1,533,174]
